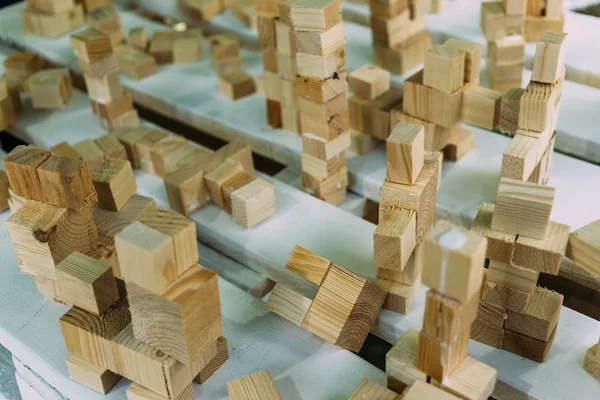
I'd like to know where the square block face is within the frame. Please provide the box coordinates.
[423,45,465,94]
[421,289,478,344]
[505,286,562,342]
[348,64,391,100]
[566,220,600,276]
[84,70,123,103]
[227,370,282,400]
[471,202,516,263]
[532,31,567,84]
[511,221,569,275]
[348,378,401,400]
[209,33,240,62]
[462,86,502,130]
[481,280,529,312]
[70,27,112,63]
[2,145,51,201]
[294,22,346,56]
[480,1,506,41]
[377,243,422,285]
[92,159,136,211]
[295,71,348,103]
[38,155,96,210]
[290,0,342,31]
[374,207,416,271]
[518,81,557,132]
[417,328,470,382]
[386,122,425,185]
[231,179,275,229]
[115,221,177,293]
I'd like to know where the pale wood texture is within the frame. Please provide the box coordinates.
[481,280,529,313]
[294,23,346,56]
[475,300,505,331]
[0,171,9,212]
[290,0,342,31]
[126,382,194,399]
[391,109,457,152]
[511,221,570,275]
[584,342,600,383]
[2,145,51,202]
[302,132,351,160]
[418,319,470,382]
[205,159,244,208]
[487,260,538,293]
[231,178,276,228]
[442,127,474,162]
[386,122,424,185]
[194,336,229,384]
[164,162,209,216]
[348,377,400,399]
[443,38,481,85]
[502,327,556,363]
[286,245,332,285]
[70,27,113,64]
[348,64,390,100]
[421,289,478,344]
[115,44,157,80]
[218,69,256,100]
[566,219,600,277]
[532,31,567,84]
[65,354,121,395]
[471,319,504,349]
[498,88,524,135]
[376,243,422,286]
[92,159,136,211]
[518,81,557,132]
[127,26,148,51]
[505,286,562,341]
[265,283,313,326]
[29,68,72,109]
[401,381,460,400]
[374,207,416,271]
[462,86,502,130]
[376,277,421,315]
[50,141,82,160]
[423,45,465,94]
[38,155,96,210]
[227,370,282,400]
[471,203,516,264]
[480,1,506,41]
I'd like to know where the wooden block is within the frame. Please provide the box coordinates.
[212,141,255,175]
[391,108,457,152]
[365,87,404,141]
[443,38,482,85]
[584,342,600,382]
[227,370,282,400]
[286,245,332,285]
[0,171,9,213]
[532,31,566,84]
[255,0,279,16]
[266,99,283,128]
[2,145,51,202]
[127,382,194,400]
[115,221,177,293]
[204,159,244,208]
[370,11,411,48]
[209,33,240,67]
[421,220,486,302]
[221,172,255,214]
[503,326,556,362]
[373,31,432,76]
[302,131,350,160]
[295,70,347,103]
[132,129,170,174]
[566,220,600,277]
[164,163,210,216]
[417,327,470,383]
[180,0,221,20]
[37,155,96,210]
[296,47,345,80]
[172,34,202,64]
[376,277,421,314]
[512,221,569,275]
[518,81,557,132]
[56,252,118,315]
[488,35,525,65]
[99,109,140,131]
[471,319,504,348]
[301,151,345,180]
[126,26,148,51]
[29,68,72,109]
[421,288,479,344]
[505,286,561,341]
[403,381,461,400]
[84,70,123,103]
[386,122,424,185]
[94,134,127,162]
[70,27,112,64]
[218,69,256,100]
[475,300,505,331]
[471,203,516,264]
[265,283,313,325]
[114,44,158,80]
[498,87,524,135]
[26,0,75,13]
[348,64,390,100]
[66,355,121,395]
[301,166,348,197]
[349,129,378,155]
[195,336,229,384]
[232,178,276,228]
[22,5,85,38]
[290,0,342,32]
[146,134,186,177]
[423,45,465,94]
[501,133,539,180]
[50,142,82,160]
[128,264,222,364]
[369,0,408,19]
[386,328,427,390]
[90,93,134,122]
[501,0,526,15]
[86,6,120,31]
[275,20,296,56]
[462,86,502,130]
[348,378,401,400]
[294,22,345,56]
[487,260,538,293]
[377,242,422,285]
[374,207,417,271]
[480,1,506,41]
[69,139,104,171]
[303,263,386,351]
[481,280,529,312]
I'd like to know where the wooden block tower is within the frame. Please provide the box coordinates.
[22,0,85,38]
[471,178,568,362]
[70,27,140,131]
[373,122,441,314]
[288,0,350,205]
[370,0,433,75]
[524,0,564,42]
[501,31,566,183]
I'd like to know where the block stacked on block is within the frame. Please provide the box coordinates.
[71,27,140,130]
[501,31,566,183]
[348,378,401,399]
[369,0,432,75]
[210,33,256,100]
[266,246,386,352]
[149,29,203,65]
[22,0,85,38]
[566,219,600,278]
[87,6,124,46]
[524,0,564,42]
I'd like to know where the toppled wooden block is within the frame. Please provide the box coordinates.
[423,45,465,94]
[231,178,275,228]
[218,69,256,100]
[114,45,158,80]
[532,31,567,84]
[487,260,538,293]
[462,86,502,130]
[505,286,562,342]
[66,354,121,395]
[22,5,85,38]
[290,0,342,31]
[503,326,556,362]
[348,64,390,100]
[265,283,313,326]
[480,1,506,41]
[3,145,51,202]
[471,202,516,264]
[498,88,524,135]
[92,159,136,212]
[110,126,154,168]
[374,207,417,271]
[70,27,112,64]
[127,26,148,51]
[38,155,96,210]
[584,341,600,382]
[56,252,118,315]
[227,370,282,400]
[286,245,331,285]
[481,280,529,312]
[501,133,538,180]
[29,68,73,109]
[443,38,482,86]
[348,378,400,400]
[566,219,600,277]
[387,122,424,185]
[195,336,229,384]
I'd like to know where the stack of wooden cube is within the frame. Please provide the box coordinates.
[210,33,256,100]
[150,29,203,65]
[22,0,85,38]
[288,0,349,205]
[370,0,432,75]
[501,31,566,183]
[71,27,140,130]
[471,177,568,362]
[524,0,564,42]
[373,122,441,314]
[87,6,124,46]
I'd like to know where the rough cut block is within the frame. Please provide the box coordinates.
[498,88,524,135]
[128,264,222,364]
[3,145,51,202]
[377,243,422,285]
[92,159,136,211]
[84,70,123,103]
[147,135,187,177]
[227,370,282,400]
[90,93,135,123]
[505,286,561,342]
[29,68,72,109]
[301,152,345,180]
[462,86,502,130]
[403,381,461,400]
[56,252,118,316]
[302,131,350,160]
[480,1,506,40]
[218,69,256,100]
[195,336,229,384]
[374,207,416,271]
[294,22,346,56]
[38,155,96,210]
[265,283,313,326]
[421,289,478,344]
[290,0,342,31]
[471,319,504,348]
[476,300,505,331]
[132,129,170,174]
[114,45,158,80]
[481,280,529,312]
[164,163,210,216]
[503,327,556,362]
[180,0,221,20]
[348,378,400,400]
[348,64,390,100]
[386,122,424,185]
[471,203,516,264]
[299,101,349,140]
[421,220,487,303]
[532,31,567,84]
[205,159,244,208]
[71,139,105,171]
[501,134,539,180]
[512,221,569,275]
[376,277,420,314]
[286,245,332,285]
[519,81,557,133]
[115,221,177,293]
[66,354,121,395]
[231,178,275,228]
[295,71,347,103]
[487,260,538,293]
[127,382,194,399]
[443,38,482,85]
[584,342,600,382]
[423,45,465,94]
[566,220,600,277]
[491,177,555,239]
[70,27,112,63]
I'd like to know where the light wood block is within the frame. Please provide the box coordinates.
[90,93,135,123]
[566,220,600,277]
[94,134,127,161]
[212,141,255,175]
[374,207,416,271]
[373,31,432,76]
[114,45,158,80]
[475,300,505,331]
[442,127,474,161]
[164,163,210,216]
[518,81,557,132]
[295,71,347,103]
[370,11,411,48]
[50,141,82,160]
[301,152,345,180]
[302,131,350,160]
[501,133,539,180]
[127,26,148,51]
[584,342,600,383]
[502,326,556,362]
[70,27,112,65]
[131,129,170,174]
[462,86,502,130]
[365,86,403,141]
[29,68,72,109]
[294,22,346,56]
[205,159,244,208]
[2,145,51,202]
[443,38,481,85]
[21,5,84,38]
[289,0,342,31]
[0,171,9,212]
[421,288,478,344]
[84,70,123,103]
[296,47,345,79]
[349,129,378,155]
[227,370,282,400]
[376,242,422,285]
[505,286,562,342]
[402,381,460,400]
[471,202,516,264]
[481,280,529,312]
[209,33,240,66]
[480,1,506,41]
[37,155,96,210]
[512,221,569,275]
[386,122,424,185]
[127,382,194,400]
[180,0,221,20]
[470,319,504,348]
[532,31,567,84]
[148,134,187,177]
[423,45,465,94]
[194,336,229,384]
[221,171,255,214]
[231,178,275,228]
[498,87,524,135]
[299,102,349,140]
[391,109,457,152]
[66,354,121,395]
[71,139,106,171]
[348,378,400,400]
[218,69,256,100]
[286,245,332,285]
[376,277,421,314]
[86,6,120,33]
[115,221,177,293]
[92,159,136,211]
[265,283,313,326]
[487,260,538,293]
[348,64,390,100]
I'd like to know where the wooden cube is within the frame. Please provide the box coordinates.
[66,355,121,395]
[180,0,221,20]
[377,243,422,285]
[295,71,347,103]
[133,129,170,174]
[401,381,459,400]
[265,283,313,326]
[70,27,112,63]
[461,86,502,130]
[480,1,506,41]
[115,44,158,80]
[376,277,421,315]
[2,145,51,202]
[531,31,566,85]
[421,289,478,344]
[84,70,123,102]
[0,171,9,212]
[369,0,408,19]
[498,88,524,135]
[391,109,457,152]
[348,64,391,100]
[38,155,96,210]
[302,131,350,160]
[286,245,332,285]
[371,11,411,48]
[115,221,177,293]
[294,22,345,55]
[148,135,187,177]
[443,39,482,86]
[476,300,505,331]
[584,342,600,382]
[387,122,425,185]
[566,219,600,277]
[56,252,118,315]
[221,172,256,214]
[209,33,240,65]
[349,129,378,155]
[374,207,416,272]
[127,26,148,50]
[296,47,345,79]
[491,177,555,239]
[373,32,432,76]
[487,260,538,293]
[195,336,229,384]
[290,0,341,31]
[301,152,345,180]
[471,202,516,263]
[29,69,72,109]
[511,221,569,275]
[423,45,465,94]
[92,159,136,211]
[164,163,210,216]
[481,280,529,312]
[348,378,401,400]
[505,286,562,341]
[488,35,525,64]
[218,69,256,100]
[22,5,85,38]
[471,319,504,348]
[518,81,557,132]
[417,327,470,382]
[231,178,276,228]
[204,159,244,208]
[367,87,404,141]
[227,370,282,400]
[503,326,556,362]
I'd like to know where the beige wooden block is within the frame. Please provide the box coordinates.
[511,221,569,275]
[227,370,282,400]
[401,381,460,400]
[376,242,422,286]
[204,159,244,208]
[130,129,170,174]
[480,1,506,40]
[209,33,240,66]
[231,178,276,228]
[295,71,347,103]
[498,87,524,135]
[421,288,478,345]
[471,202,516,264]
[371,11,412,49]
[290,0,342,31]
[491,177,555,239]
[503,326,556,362]
[386,122,424,185]
[108,127,154,168]
[84,70,123,103]
[501,0,526,14]
[505,286,562,342]
[164,163,210,216]
[487,260,538,293]
[114,45,158,80]
[532,31,567,84]
[38,155,96,210]
[86,6,120,32]
[294,22,346,56]
[462,86,502,130]
[70,27,113,64]
[90,93,135,122]
[221,171,255,214]
[518,81,557,132]
[301,151,345,180]
[475,300,505,331]
[56,251,118,315]
[423,45,465,94]
[391,109,457,152]
[470,319,504,348]
[443,38,482,85]
[115,221,177,293]
[296,47,345,80]
[374,207,416,271]
[365,87,404,141]
[299,98,349,140]
[257,14,277,49]
[488,35,525,65]
[302,131,350,160]
[386,328,428,391]
[126,26,148,51]
[443,127,475,162]
[275,21,296,56]
[349,129,378,155]
[348,64,391,100]
[29,68,72,109]
[94,134,127,161]
[376,277,421,315]
[22,5,85,38]
[127,382,194,400]
[348,378,400,400]
[26,0,75,13]
[286,245,332,285]
[584,342,600,383]
[418,327,468,383]
[213,141,255,175]
[421,220,487,303]
[218,69,256,100]
[265,283,313,325]
[146,134,186,178]
[373,31,431,76]
[66,355,121,395]
[2,145,51,202]
[368,0,408,19]
[501,133,539,180]
[195,336,229,384]
[566,220,600,277]
[481,280,529,312]
[172,34,202,64]
[180,0,221,20]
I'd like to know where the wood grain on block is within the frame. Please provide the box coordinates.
[3,52,45,89]
[488,35,525,65]
[147,134,188,177]
[265,283,313,326]
[257,15,277,49]
[470,319,504,349]
[300,101,349,140]
[373,30,430,75]
[302,131,350,160]
[500,0,526,15]
[368,0,408,19]
[70,27,112,64]
[86,6,120,32]
[21,5,84,38]
[584,342,600,383]
[297,47,346,80]
[386,328,427,394]
[66,354,121,395]
[364,86,403,141]
[386,122,424,185]
[276,21,296,55]
[421,220,486,303]
[476,299,505,331]
[221,172,255,214]
[348,64,390,100]
[481,280,529,312]
[377,242,422,285]
[471,203,516,264]
[195,336,229,384]
[348,377,400,400]
[94,134,127,161]
[78,51,119,81]
[491,178,554,239]
[532,31,566,84]
[179,0,221,20]
[423,45,465,94]
[567,220,600,277]
[90,93,135,122]
[461,86,502,130]
[29,68,72,109]
[348,95,369,133]
[84,70,123,103]
[131,129,170,174]
[0,171,8,212]
[212,141,255,175]
[204,159,244,208]
[442,127,474,161]
[72,139,105,170]
[501,133,539,180]
[505,286,562,341]
[127,382,194,399]
[114,45,158,80]
[227,370,282,400]
[38,155,96,210]
[480,1,506,41]
[289,0,342,31]
[502,326,556,363]
[487,260,538,293]
[391,109,457,152]
[92,159,136,211]
[127,26,148,51]
[128,264,223,364]
[2,145,50,201]
[421,289,478,344]
[56,251,118,315]
[370,10,411,48]
[295,71,347,103]
[50,141,82,160]
[231,178,276,228]
[350,129,378,155]
[374,207,416,271]
[402,381,460,400]
[115,221,177,293]
[511,221,569,275]
[376,277,420,314]
[164,163,209,216]
[286,245,332,285]
[443,39,481,85]
[218,69,256,100]
[301,151,345,179]
[294,22,345,55]
[498,88,523,135]
[519,81,557,133]
[209,33,240,65]
[6,201,98,279]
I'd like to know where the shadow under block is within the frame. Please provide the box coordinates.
[6,201,98,279]
[511,221,570,275]
[227,370,282,400]
[302,264,386,351]
[401,381,460,400]
[126,382,194,400]
[421,220,487,303]
[471,203,516,264]
[531,31,567,84]
[461,86,502,130]
[2,145,51,201]
[92,159,136,211]
[265,283,313,326]
[386,122,424,185]
[56,251,118,316]
[28,68,73,109]
[231,178,276,228]
[487,260,538,293]
[348,64,390,100]
[443,39,482,86]
[114,45,158,80]
[566,219,600,277]
[348,378,400,400]
[286,245,332,285]
[423,45,465,94]
[502,326,556,362]
[505,286,562,342]
[584,343,600,382]
[128,264,223,364]
[66,354,121,395]
[38,155,96,210]
[374,207,417,271]
[442,127,474,161]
